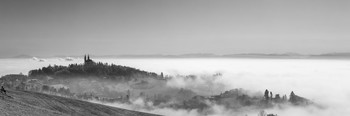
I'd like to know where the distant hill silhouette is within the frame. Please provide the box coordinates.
[11,54,33,59]
[28,61,162,81]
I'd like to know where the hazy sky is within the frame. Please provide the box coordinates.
[0,0,349,57]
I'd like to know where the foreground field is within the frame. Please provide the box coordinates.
[0,89,159,116]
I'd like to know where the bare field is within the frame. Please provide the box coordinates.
[0,89,159,116]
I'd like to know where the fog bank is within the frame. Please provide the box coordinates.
[1,58,350,115]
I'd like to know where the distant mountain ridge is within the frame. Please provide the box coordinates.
[7,52,350,59]
[11,54,33,58]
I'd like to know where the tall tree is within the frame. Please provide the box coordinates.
[264,89,269,100]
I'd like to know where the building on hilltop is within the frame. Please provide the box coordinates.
[84,54,94,64]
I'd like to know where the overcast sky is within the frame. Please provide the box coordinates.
[0,0,349,57]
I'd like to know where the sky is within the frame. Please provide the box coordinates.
[0,0,349,57]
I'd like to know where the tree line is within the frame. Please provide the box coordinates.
[28,62,163,80]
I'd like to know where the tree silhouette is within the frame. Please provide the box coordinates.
[289,91,296,103]
[270,91,273,100]
[264,89,269,100]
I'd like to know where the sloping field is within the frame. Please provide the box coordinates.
[0,90,159,116]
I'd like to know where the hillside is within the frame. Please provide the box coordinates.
[28,61,163,81]
[0,89,159,116]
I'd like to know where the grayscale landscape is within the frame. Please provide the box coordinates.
[1,0,349,116]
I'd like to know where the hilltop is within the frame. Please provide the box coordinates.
[0,89,159,116]
[27,57,163,81]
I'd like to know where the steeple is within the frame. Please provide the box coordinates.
[84,54,94,64]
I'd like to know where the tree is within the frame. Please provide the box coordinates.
[289,91,296,103]
[264,89,269,100]
[275,94,281,102]
[160,72,164,78]
[270,91,273,100]
[42,85,50,91]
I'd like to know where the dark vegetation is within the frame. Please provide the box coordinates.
[178,88,311,112]
[28,62,163,81]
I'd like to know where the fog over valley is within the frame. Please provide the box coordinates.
[0,58,349,116]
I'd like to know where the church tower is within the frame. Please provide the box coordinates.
[84,54,94,64]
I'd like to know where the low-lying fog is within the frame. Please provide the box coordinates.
[1,58,350,115]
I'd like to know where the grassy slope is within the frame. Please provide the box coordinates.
[0,89,159,116]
